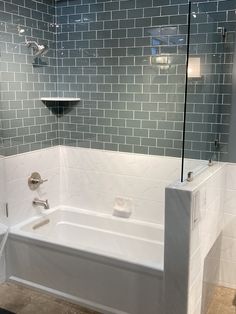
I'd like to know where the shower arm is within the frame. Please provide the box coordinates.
[25,39,39,48]
[25,39,49,57]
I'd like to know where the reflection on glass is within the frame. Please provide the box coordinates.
[182,1,228,181]
[188,57,201,78]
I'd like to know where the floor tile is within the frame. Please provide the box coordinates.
[207,286,236,314]
[0,283,101,314]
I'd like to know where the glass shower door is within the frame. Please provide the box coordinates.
[181,2,236,313]
[181,1,225,181]
[0,41,8,283]
[0,156,8,284]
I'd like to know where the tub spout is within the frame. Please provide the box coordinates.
[33,198,50,210]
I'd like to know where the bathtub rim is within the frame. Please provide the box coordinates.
[10,206,164,233]
[9,207,164,277]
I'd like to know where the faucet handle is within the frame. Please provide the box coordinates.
[45,199,49,209]
[28,172,48,190]
[38,178,48,184]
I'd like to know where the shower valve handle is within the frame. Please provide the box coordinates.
[31,178,48,184]
[28,172,48,190]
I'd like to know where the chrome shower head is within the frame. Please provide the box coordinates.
[25,40,49,57]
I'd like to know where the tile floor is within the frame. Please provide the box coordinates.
[207,286,236,314]
[0,282,235,314]
[0,282,101,314]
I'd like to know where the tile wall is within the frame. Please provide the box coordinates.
[56,0,188,157]
[187,165,226,314]
[60,145,182,224]
[0,0,235,162]
[3,145,183,227]
[164,163,226,314]
[55,0,235,161]
[218,163,236,289]
[165,162,236,314]
[185,0,236,161]
[4,146,60,226]
[0,0,58,156]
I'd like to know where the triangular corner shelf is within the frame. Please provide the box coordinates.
[41,97,81,115]
[41,97,81,102]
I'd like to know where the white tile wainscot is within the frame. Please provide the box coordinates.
[3,145,208,227]
[60,146,182,225]
[4,147,60,226]
[219,163,236,289]
[164,163,226,314]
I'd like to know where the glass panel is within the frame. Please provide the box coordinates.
[181,1,225,181]
[226,18,236,163]
[0,49,8,282]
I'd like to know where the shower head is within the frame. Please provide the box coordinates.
[25,40,49,57]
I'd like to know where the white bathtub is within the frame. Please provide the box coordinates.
[7,207,164,314]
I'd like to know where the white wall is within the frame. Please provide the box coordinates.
[60,146,182,224]
[218,163,236,288]
[1,145,210,228]
[1,145,209,227]
[187,163,236,312]
[164,163,226,314]
[188,165,226,314]
[3,146,182,227]
[4,147,60,226]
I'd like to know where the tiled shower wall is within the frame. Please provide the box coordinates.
[0,0,235,160]
[0,0,58,156]
[185,0,236,161]
[56,0,188,156]
[55,0,235,159]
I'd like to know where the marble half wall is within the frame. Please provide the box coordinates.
[164,163,226,314]
[218,163,236,289]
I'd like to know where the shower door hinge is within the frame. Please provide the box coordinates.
[5,203,9,218]
[217,27,226,38]
[187,171,194,182]
[214,138,220,150]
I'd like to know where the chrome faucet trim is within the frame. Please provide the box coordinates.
[187,171,194,182]
[28,172,48,190]
[33,198,50,210]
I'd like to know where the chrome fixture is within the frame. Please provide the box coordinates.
[217,27,226,40]
[187,171,194,182]
[217,26,226,37]
[5,203,8,218]
[28,172,48,190]
[208,159,214,167]
[17,25,25,35]
[33,198,50,210]
[25,39,49,57]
